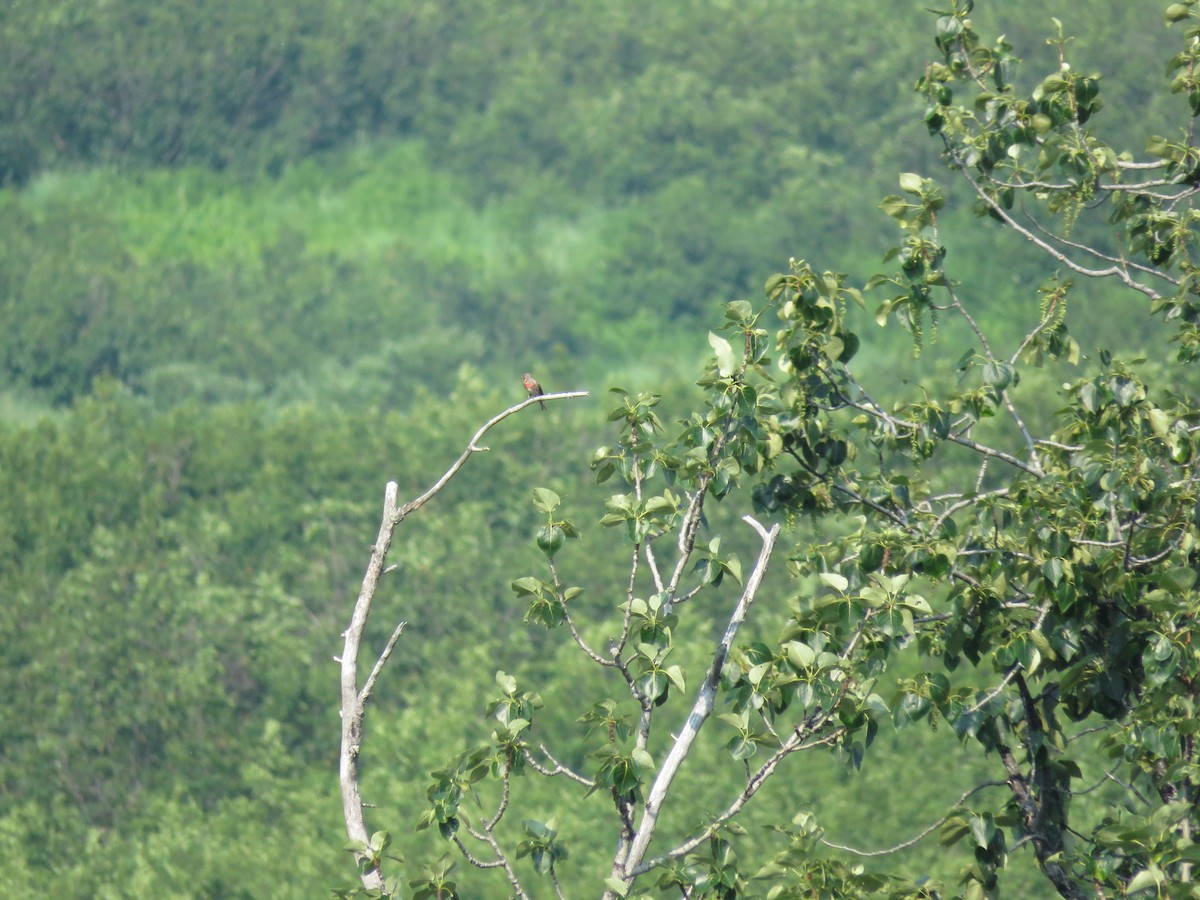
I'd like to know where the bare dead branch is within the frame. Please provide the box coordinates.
[338,481,399,892]
[338,391,589,891]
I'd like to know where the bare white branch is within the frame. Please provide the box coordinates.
[338,391,589,892]
[613,518,781,886]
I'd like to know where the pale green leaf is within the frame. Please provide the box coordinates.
[709,331,738,377]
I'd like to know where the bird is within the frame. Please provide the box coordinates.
[523,373,546,410]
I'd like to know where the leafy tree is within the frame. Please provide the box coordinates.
[338,4,1200,898]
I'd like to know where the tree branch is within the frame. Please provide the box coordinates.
[610,517,781,890]
[338,391,589,891]
[632,724,847,874]
[523,743,595,788]
[820,780,1009,857]
[944,138,1163,301]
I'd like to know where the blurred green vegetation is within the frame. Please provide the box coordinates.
[0,0,1189,896]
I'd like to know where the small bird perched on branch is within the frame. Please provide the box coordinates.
[522,373,546,410]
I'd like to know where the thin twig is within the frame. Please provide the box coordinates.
[522,743,595,788]
[360,620,407,707]
[945,139,1162,301]
[940,284,1038,465]
[820,780,1008,857]
[1024,214,1179,287]
[452,834,504,869]
[631,726,847,875]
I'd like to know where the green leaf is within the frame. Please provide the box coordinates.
[786,640,816,668]
[532,487,561,514]
[899,172,924,194]
[879,195,910,219]
[728,736,755,760]
[369,830,391,853]
[643,495,676,515]
[819,572,849,592]
[1156,566,1197,594]
[1147,407,1172,438]
[709,331,738,377]
[1166,4,1193,24]
[899,594,932,614]
[1146,135,1173,159]
[604,878,630,897]
[500,717,530,738]
[1126,866,1163,894]
[510,576,545,597]
[664,665,686,691]
[523,818,550,840]
[723,555,743,585]
[969,815,995,849]
[982,360,1015,390]
[725,299,753,322]
[536,524,565,558]
[838,330,860,362]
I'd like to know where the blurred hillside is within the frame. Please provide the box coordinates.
[0,1,1178,407]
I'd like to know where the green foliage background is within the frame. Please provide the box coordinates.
[0,1,1185,896]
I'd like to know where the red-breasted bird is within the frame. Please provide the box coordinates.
[522,373,546,410]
